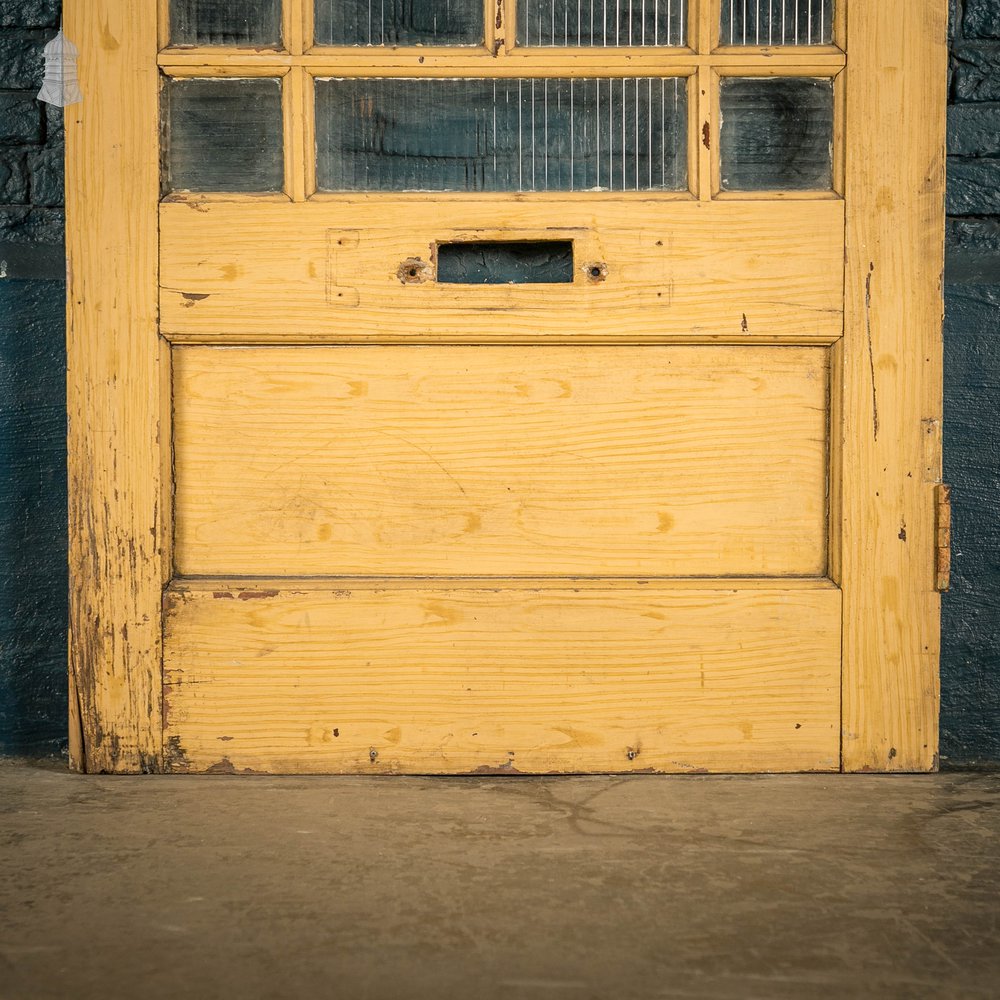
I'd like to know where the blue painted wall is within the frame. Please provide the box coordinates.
[1,0,66,756]
[1,1,998,763]
[940,0,1000,766]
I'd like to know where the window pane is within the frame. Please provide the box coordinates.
[518,0,687,46]
[315,0,484,45]
[719,77,833,191]
[170,0,281,46]
[164,78,284,193]
[721,0,833,46]
[316,77,688,193]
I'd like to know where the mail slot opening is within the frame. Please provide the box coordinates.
[436,240,574,284]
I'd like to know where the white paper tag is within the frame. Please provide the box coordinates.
[38,30,82,107]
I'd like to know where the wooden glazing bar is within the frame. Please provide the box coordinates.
[157,49,844,74]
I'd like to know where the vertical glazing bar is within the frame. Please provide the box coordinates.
[782,0,786,43]
[768,0,773,44]
[157,0,170,49]
[808,0,813,44]
[492,79,498,186]
[696,65,712,198]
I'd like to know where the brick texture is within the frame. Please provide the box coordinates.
[0,17,62,245]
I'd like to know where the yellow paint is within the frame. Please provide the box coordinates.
[163,583,842,775]
[68,0,946,774]
[172,345,828,577]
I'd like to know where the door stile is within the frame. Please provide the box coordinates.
[840,0,947,772]
[66,0,164,772]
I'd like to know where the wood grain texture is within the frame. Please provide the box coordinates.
[156,50,847,74]
[65,0,163,772]
[172,345,829,577]
[163,582,842,774]
[158,199,845,343]
[840,0,947,772]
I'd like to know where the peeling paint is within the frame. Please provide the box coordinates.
[237,590,279,601]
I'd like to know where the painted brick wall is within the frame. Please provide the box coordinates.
[0,0,66,755]
[942,0,1000,766]
[0,1,998,763]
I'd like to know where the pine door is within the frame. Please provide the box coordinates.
[66,0,947,774]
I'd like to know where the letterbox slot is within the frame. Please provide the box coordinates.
[436,240,574,284]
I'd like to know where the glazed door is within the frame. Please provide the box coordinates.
[66,0,947,773]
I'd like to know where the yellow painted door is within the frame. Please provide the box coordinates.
[66,0,947,774]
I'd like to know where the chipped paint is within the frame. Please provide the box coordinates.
[237,590,279,601]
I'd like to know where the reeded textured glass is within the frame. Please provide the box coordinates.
[170,0,282,46]
[315,0,484,45]
[721,0,833,45]
[720,77,833,190]
[518,0,687,46]
[316,77,687,192]
[164,78,284,193]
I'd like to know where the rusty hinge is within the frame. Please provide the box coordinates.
[935,484,952,592]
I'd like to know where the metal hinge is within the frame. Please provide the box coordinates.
[935,484,952,592]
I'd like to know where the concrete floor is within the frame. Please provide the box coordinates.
[0,762,998,1000]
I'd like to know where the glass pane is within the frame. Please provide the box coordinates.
[518,0,687,46]
[170,0,281,46]
[316,77,688,192]
[164,78,284,193]
[721,0,833,46]
[719,77,833,191]
[315,0,484,45]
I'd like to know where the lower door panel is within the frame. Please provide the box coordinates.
[163,582,841,774]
